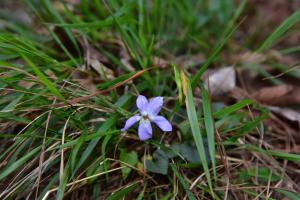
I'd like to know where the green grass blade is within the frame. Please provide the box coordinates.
[1,94,24,112]
[72,116,117,178]
[258,9,300,52]
[191,0,246,87]
[56,159,70,200]
[106,182,139,200]
[275,189,300,200]
[25,0,80,67]
[0,146,41,181]
[214,99,253,118]
[41,0,80,55]
[181,71,214,196]
[280,45,300,54]
[173,64,183,104]
[21,54,65,100]
[71,133,86,172]
[269,150,300,163]
[245,144,300,164]
[200,83,216,180]
[170,163,197,200]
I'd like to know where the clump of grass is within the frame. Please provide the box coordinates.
[1,1,300,199]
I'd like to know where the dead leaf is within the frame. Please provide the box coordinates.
[239,51,266,65]
[76,37,115,93]
[72,70,101,93]
[255,85,300,106]
[121,58,135,72]
[18,80,35,89]
[175,54,205,69]
[90,59,114,80]
[82,39,109,68]
[240,0,300,47]
[203,66,236,97]
[268,106,300,122]
[0,2,32,26]
[152,56,169,68]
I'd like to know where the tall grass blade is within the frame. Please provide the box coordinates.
[200,83,216,180]
[181,71,214,196]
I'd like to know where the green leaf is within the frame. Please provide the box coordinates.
[136,183,147,200]
[172,142,209,163]
[41,0,80,55]
[38,173,59,200]
[102,134,112,180]
[160,192,173,200]
[120,149,138,180]
[52,18,115,28]
[244,144,300,165]
[145,149,169,175]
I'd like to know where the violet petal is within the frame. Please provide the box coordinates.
[136,95,148,114]
[146,96,163,116]
[138,119,152,141]
[121,115,141,131]
[153,115,172,132]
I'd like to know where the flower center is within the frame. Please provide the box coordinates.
[142,115,149,120]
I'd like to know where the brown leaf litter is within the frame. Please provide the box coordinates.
[255,85,300,106]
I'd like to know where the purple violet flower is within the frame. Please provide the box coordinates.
[121,95,172,141]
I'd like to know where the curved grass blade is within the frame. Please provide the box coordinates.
[258,9,300,52]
